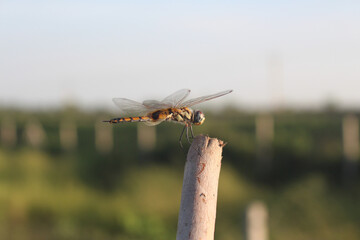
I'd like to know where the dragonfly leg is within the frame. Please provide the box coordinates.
[190,124,195,139]
[179,125,187,148]
[186,124,191,144]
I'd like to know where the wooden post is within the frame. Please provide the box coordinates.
[256,114,274,174]
[1,118,17,147]
[137,124,156,151]
[59,120,77,151]
[246,201,269,240]
[24,119,46,148]
[176,135,225,240]
[343,115,359,161]
[342,114,359,184]
[95,120,113,153]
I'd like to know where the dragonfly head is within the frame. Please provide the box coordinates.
[193,111,205,125]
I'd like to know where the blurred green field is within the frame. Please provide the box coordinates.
[0,108,359,240]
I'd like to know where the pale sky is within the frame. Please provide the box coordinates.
[1,0,360,110]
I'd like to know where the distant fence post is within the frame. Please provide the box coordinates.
[95,120,113,153]
[255,114,274,174]
[342,114,359,184]
[24,119,46,148]
[1,118,17,148]
[137,124,156,152]
[246,201,269,240]
[59,120,77,151]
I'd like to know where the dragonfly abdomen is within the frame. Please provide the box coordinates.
[106,116,151,124]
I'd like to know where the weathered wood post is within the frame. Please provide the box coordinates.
[24,119,46,148]
[342,114,359,184]
[137,124,156,151]
[95,119,113,153]
[59,120,77,151]
[246,201,269,240]
[176,135,225,240]
[1,118,17,147]
[255,114,274,174]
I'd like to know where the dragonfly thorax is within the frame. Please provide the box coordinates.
[192,110,205,125]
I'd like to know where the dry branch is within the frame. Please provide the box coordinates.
[176,135,225,240]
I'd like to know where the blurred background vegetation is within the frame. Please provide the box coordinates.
[0,107,359,240]
[2,1,360,239]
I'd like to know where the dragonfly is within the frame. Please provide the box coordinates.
[104,89,233,147]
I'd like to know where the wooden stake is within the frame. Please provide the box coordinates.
[176,135,225,240]
[24,119,46,148]
[95,119,113,153]
[342,114,359,184]
[246,201,269,240]
[137,124,156,151]
[255,114,274,174]
[1,118,17,147]
[59,120,77,151]
[343,114,359,162]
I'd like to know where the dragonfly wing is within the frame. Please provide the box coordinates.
[161,89,191,107]
[143,118,166,126]
[179,89,233,107]
[143,100,170,110]
[112,98,152,116]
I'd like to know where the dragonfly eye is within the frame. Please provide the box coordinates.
[193,111,205,125]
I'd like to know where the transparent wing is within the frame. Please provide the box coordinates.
[142,100,170,110]
[179,89,233,108]
[143,118,166,126]
[112,98,155,116]
[113,89,191,116]
[161,89,191,107]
